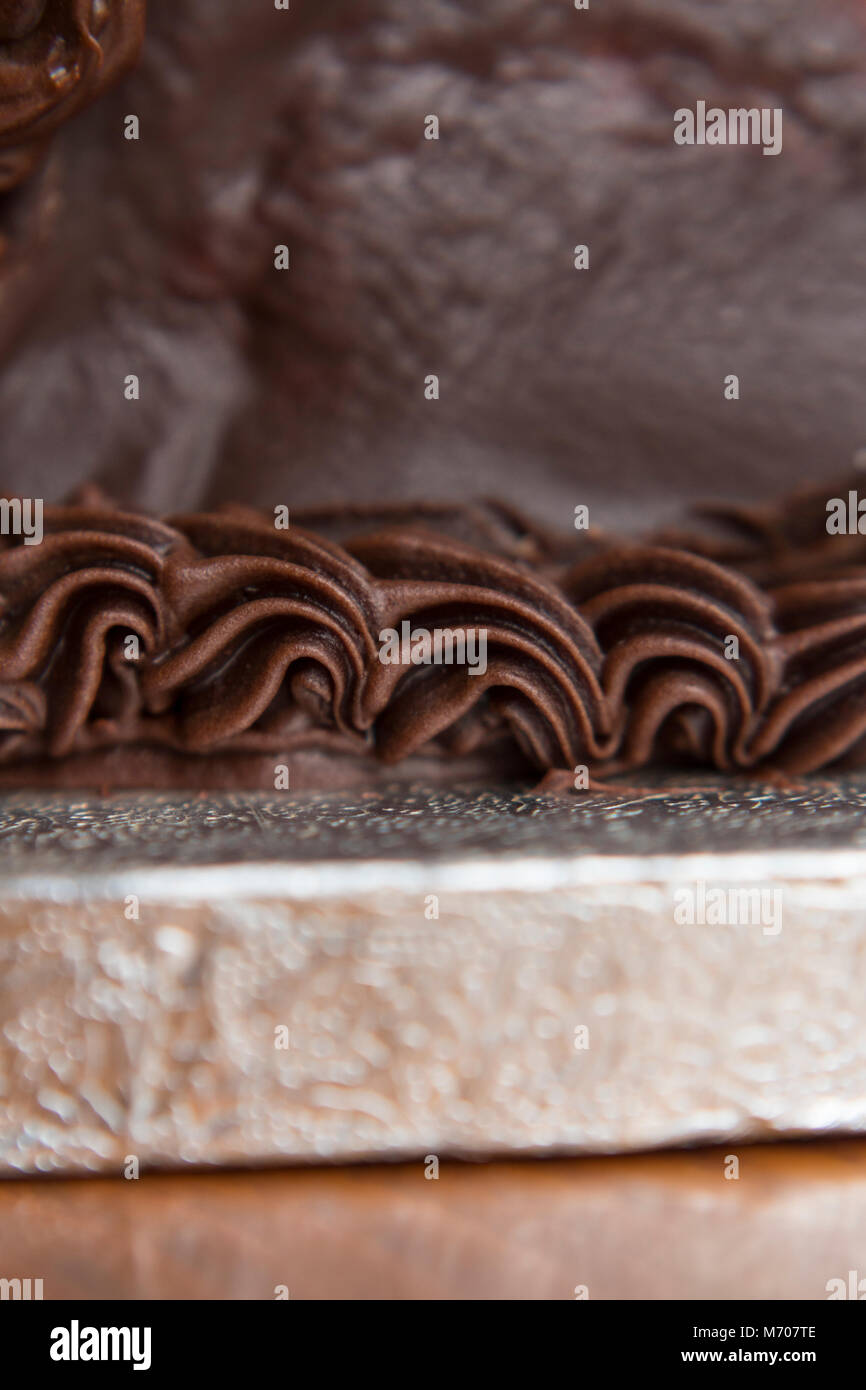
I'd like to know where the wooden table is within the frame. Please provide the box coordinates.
[2,1138,864,1300]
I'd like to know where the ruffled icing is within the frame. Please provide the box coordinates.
[3,481,866,783]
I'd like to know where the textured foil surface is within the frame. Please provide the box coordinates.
[2,783,865,1176]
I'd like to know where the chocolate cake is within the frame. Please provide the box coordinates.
[2,0,866,790]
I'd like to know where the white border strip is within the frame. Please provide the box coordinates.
[5,847,866,902]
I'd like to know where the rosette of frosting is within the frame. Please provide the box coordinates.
[0,497,170,756]
[750,577,866,773]
[0,678,44,758]
[561,546,779,772]
[143,507,380,754]
[347,527,608,769]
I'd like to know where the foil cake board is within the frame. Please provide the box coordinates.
[1,782,865,1177]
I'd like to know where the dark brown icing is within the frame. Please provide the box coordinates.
[3,481,866,789]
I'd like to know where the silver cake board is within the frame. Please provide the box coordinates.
[1,780,865,1176]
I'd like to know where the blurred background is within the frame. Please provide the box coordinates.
[1,0,866,530]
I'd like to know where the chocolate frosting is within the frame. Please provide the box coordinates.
[3,479,866,789]
[2,2,866,790]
